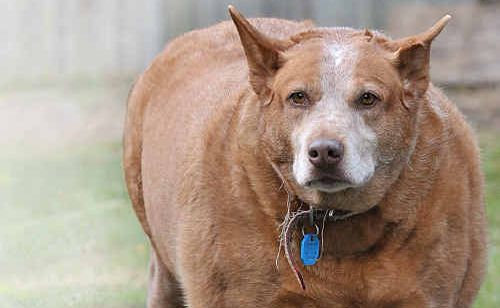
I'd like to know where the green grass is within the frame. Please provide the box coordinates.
[0,143,148,308]
[475,137,500,307]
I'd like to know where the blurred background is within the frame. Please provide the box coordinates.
[0,0,498,307]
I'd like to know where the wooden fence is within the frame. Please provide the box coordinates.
[2,0,490,88]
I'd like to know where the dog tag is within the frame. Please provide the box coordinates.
[300,233,320,266]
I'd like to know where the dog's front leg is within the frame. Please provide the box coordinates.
[147,249,184,308]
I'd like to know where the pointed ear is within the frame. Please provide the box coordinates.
[228,5,289,99]
[390,15,451,96]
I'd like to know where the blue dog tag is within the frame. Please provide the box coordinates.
[301,233,320,266]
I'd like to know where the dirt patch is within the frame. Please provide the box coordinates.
[0,84,130,152]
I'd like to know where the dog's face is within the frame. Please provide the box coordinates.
[230,8,450,211]
[280,36,398,193]
[271,33,409,212]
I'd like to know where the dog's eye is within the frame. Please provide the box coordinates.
[358,92,379,107]
[288,91,308,106]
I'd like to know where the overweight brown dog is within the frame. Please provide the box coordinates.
[124,6,487,307]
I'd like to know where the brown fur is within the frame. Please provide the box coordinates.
[123,7,486,308]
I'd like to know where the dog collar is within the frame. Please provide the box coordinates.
[308,208,357,224]
[282,206,358,290]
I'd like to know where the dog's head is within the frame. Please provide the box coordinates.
[230,6,450,212]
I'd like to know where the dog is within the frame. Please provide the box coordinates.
[123,6,487,307]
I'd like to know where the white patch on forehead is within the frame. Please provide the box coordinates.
[327,44,348,67]
[321,42,357,96]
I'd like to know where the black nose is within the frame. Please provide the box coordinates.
[308,139,344,169]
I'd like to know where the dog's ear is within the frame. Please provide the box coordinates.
[229,5,289,100]
[389,15,451,97]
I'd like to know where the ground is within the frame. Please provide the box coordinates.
[0,83,498,307]
[0,84,147,307]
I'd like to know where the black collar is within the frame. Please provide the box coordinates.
[307,207,357,226]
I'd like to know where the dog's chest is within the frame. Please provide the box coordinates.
[283,249,419,306]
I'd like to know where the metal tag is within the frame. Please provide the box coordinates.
[300,233,320,266]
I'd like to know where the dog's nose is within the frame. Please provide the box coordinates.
[308,139,344,169]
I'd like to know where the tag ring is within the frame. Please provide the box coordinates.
[302,223,319,236]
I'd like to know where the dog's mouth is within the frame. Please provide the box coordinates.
[305,175,353,193]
